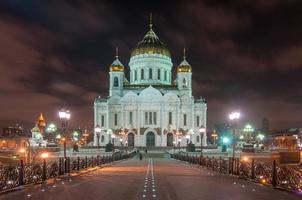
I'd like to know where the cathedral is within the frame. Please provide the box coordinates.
[94,19,207,148]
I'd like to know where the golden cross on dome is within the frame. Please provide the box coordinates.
[149,13,153,29]
[115,47,119,58]
[183,48,186,60]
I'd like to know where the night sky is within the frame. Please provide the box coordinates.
[0,0,302,131]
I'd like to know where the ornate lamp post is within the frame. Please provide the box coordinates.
[229,111,241,159]
[95,125,101,155]
[119,138,123,151]
[58,108,71,158]
[185,135,190,152]
[172,141,176,154]
[112,134,116,153]
[211,129,218,145]
[199,125,206,156]
[83,129,89,146]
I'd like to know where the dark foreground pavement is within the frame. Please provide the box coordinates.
[1,153,301,200]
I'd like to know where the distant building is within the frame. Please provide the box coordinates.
[1,124,24,138]
[261,118,269,134]
[268,128,302,148]
[0,124,28,150]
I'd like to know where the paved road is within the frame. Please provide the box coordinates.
[2,153,301,200]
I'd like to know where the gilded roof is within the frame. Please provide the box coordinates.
[110,57,124,72]
[177,59,192,73]
[131,28,171,57]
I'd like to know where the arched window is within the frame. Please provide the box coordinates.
[149,68,152,79]
[113,77,119,87]
[182,78,187,87]
[101,135,104,142]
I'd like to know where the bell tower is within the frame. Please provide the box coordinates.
[109,47,124,96]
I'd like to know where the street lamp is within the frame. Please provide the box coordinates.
[83,129,89,146]
[172,141,176,154]
[211,129,218,146]
[119,138,123,151]
[228,111,241,159]
[111,134,116,153]
[95,125,101,154]
[185,135,190,152]
[58,108,71,158]
[199,126,206,156]
[243,124,254,143]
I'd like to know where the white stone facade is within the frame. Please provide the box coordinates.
[94,25,207,147]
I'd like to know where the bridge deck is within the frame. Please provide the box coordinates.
[2,153,300,200]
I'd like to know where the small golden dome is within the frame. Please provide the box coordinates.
[177,48,192,73]
[110,58,124,72]
[177,59,192,73]
[177,65,192,73]
[110,65,124,72]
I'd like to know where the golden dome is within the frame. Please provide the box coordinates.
[177,59,192,73]
[131,27,170,57]
[177,48,192,73]
[110,58,124,72]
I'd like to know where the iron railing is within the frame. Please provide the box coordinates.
[171,153,302,192]
[0,152,132,192]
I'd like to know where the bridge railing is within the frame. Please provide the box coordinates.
[0,152,131,192]
[171,154,302,192]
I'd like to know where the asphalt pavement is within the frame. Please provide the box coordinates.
[1,152,301,200]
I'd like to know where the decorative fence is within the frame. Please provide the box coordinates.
[171,153,302,192]
[0,152,133,192]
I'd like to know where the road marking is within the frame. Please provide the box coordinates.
[141,158,158,199]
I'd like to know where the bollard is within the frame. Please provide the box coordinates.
[42,159,47,181]
[272,160,277,187]
[85,156,88,169]
[91,156,94,167]
[59,158,62,175]
[219,157,222,173]
[77,157,80,171]
[64,157,68,173]
[251,159,255,180]
[67,157,71,173]
[212,157,215,171]
[236,158,240,175]
[19,159,24,186]
[228,158,232,174]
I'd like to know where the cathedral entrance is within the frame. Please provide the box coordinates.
[167,133,173,147]
[146,132,155,147]
[128,132,134,147]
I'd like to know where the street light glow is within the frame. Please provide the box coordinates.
[40,152,49,159]
[19,148,26,153]
[229,111,241,120]
[95,125,101,133]
[199,125,206,133]
[222,137,230,144]
[257,134,265,141]
[243,124,254,132]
